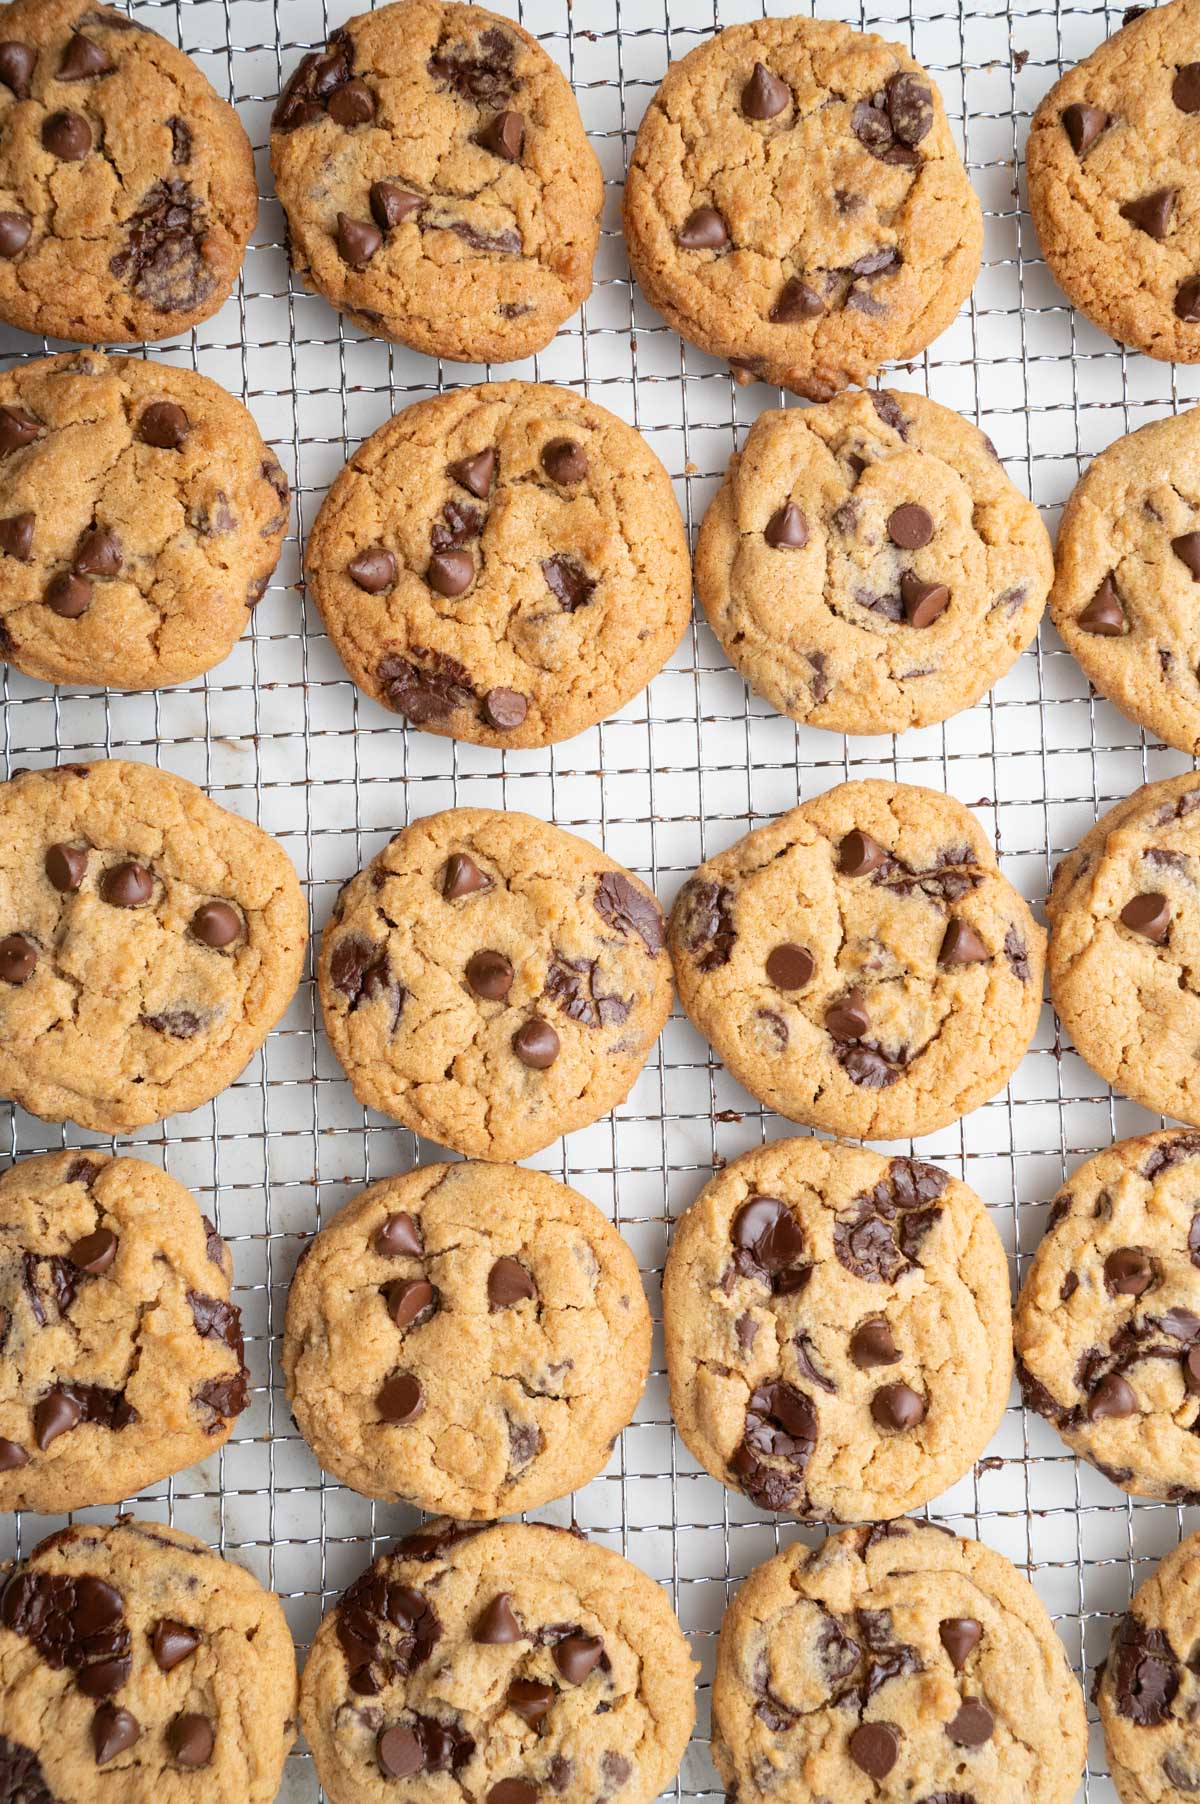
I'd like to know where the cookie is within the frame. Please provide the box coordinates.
[0,1517,297,1800]
[0,351,289,692]
[1099,1531,1200,1803]
[1047,772,1200,1125]
[1027,0,1200,364]
[284,1161,650,1516]
[299,1518,697,1804]
[318,807,671,1161]
[712,1518,1087,1804]
[696,389,1052,734]
[664,1138,1011,1521]
[0,759,307,1134]
[0,1149,248,1513]
[0,0,256,344]
[669,779,1045,1141]
[270,2,602,364]
[622,16,982,400]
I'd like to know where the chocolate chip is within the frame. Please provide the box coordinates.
[0,212,30,259]
[475,1594,521,1643]
[374,1212,423,1257]
[0,1439,28,1470]
[1077,572,1126,635]
[838,830,886,876]
[743,60,789,118]
[328,78,375,125]
[377,1725,423,1777]
[871,1382,926,1430]
[542,553,595,611]
[466,948,513,999]
[101,861,153,908]
[1062,102,1108,154]
[826,988,869,1040]
[1185,1347,1200,1393]
[764,502,808,549]
[554,1634,604,1684]
[940,1617,982,1669]
[476,110,525,160]
[377,1372,424,1423]
[1177,277,1200,322]
[45,572,92,619]
[678,206,728,250]
[337,212,382,267]
[848,1722,899,1779]
[138,402,189,450]
[1088,1372,1137,1420]
[34,1389,82,1449]
[506,1678,556,1724]
[0,42,34,100]
[168,1714,213,1769]
[1173,532,1200,579]
[447,448,496,498]
[0,935,35,985]
[59,34,113,80]
[1121,892,1171,942]
[850,1318,899,1368]
[192,901,241,948]
[443,853,490,900]
[92,1704,139,1766]
[887,503,933,549]
[947,1699,993,1746]
[939,919,989,965]
[0,512,32,562]
[386,1278,436,1333]
[371,183,424,233]
[488,1257,537,1310]
[541,438,588,484]
[44,845,85,892]
[513,1017,559,1068]
[70,1228,116,1275]
[901,571,949,626]
[731,1196,807,1290]
[1120,186,1176,239]
[346,546,397,594]
[770,276,824,321]
[73,527,121,578]
[1174,64,1200,110]
[428,549,474,596]
[42,110,91,160]
[1104,1246,1154,1295]
[765,942,813,989]
[482,687,527,731]
[488,1783,537,1804]
[887,72,933,145]
[151,1620,200,1672]
[0,408,39,457]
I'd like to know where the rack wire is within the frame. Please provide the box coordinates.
[2,0,1197,1796]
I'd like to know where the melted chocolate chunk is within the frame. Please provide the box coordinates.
[730,1196,809,1293]
[730,1380,817,1510]
[674,878,735,970]
[0,1736,54,1802]
[1110,1614,1179,1725]
[542,554,595,612]
[169,116,192,164]
[430,499,484,553]
[272,30,354,131]
[110,181,216,315]
[428,24,519,106]
[193,1374,249,1423]
[594,872,664,954]
[1144,1134,1200,1179]
[543,956,630,1028]
[833,1160,947,1281]
[1,1568,131,1697]
[337,1571,442,1696]
[378,650,475,723]
[1004,926,1030,981]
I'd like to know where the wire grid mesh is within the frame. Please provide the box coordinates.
[0,0,1197,1796]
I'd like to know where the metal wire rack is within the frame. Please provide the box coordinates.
[2,0,1198,1797]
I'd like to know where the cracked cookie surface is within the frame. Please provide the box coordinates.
[1027,0,1200,364]
[664,1139,1011,1522]
[0,759,307,1134]
[0,0,256,344]
[712,1518,1087,1804]
[284,1162,651,1517]
[696,389,1052,735]
[270,1,602,364]
[317,807,671,1161]
[300,1519,697,1804]
[0,1149,247,1514]
[0,1517,297,1801]
[622,16,982,400]
[0,351,289,691]
[668,779,1045,1141]
[1098,1530,1200,1804]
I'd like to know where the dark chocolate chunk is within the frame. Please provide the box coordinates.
[595,871,664,955]
[1088,1372,1137,1420]
[850,1318,899,1368]
[1175,63,1200,110]
[1173,531,1200,579]
[328,78,375,126]
[69,1228,116,1275]
[73,526,121,578]
[1104,1247,1154,1296]
[834,1159,947,1282]
[506,1677,556,1724]
[673,878,735,969]
[553,1633,604,1685]
[0,511,33,558]
[541,438,588,483]
[0,407,39,456]
[731,1196,808,1292]
[34,1389,82,1449]
[1176,277,1200,323]
[110,181,216,316]
[1110,1613,1178,1725]
[543,553,595,611]
[443,853,490,900]
[1079,573,1126,634]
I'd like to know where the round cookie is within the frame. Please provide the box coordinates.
[318,807,671,1161]
[712,1518,1087,1804]
[622,16,982,400]
[0,0,256,344]
[696,389,1052,735]
[669,779,1046,1141]
[270,2,602,364]
[0,351,289,691]
[306,382,691,748]
[0,1149,248,1513]
[1048,772,1200,1125]
[0,759,307,1134]
[299,1519,697,1804]
[1099,1531,1200,1803]
[1027,0,1200,364]
[664,1139,1012,1521]
[0,1517,297,1800]
[284,1162,651,1516]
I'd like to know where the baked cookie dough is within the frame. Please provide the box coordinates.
[0,759,307,1134]
[696,389,1052,734]
[0,1517,297,1801]
[318,807,671,1161]
[1048,772,1200,1125]
[0,351,289,691]
[1099,1531,1200,1804]
[665,1138,1011,1521]
[300,1519,697,1804]
[623,15,982,400]
[0,0,256,344]
[1027,0,1200,363]
[306,381,691,748]
[669,779,1045,1141]
[271,1,602,363]
[712,1518,1087,1804]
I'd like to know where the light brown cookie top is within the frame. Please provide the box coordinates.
[622,15,982,400]
[1099,1531,1200,1803]
[696,389,1052,735]
[669,779,1046,1142]
[0,759,307,1134]
[712,1519,1087,1804]
[306,381,691,748]
[0,351,289,692]
[0,0,256,344]
[1027,0,1200,363]
[318,807,672,1161]
[664,1139,1012,1523]
[270,1,602,363]
[0,1517,297,1801]
[0,1148,247,1514]
[1048,773,1200,1125]
[299,1519,697,1804]
[284,1162,651,1517]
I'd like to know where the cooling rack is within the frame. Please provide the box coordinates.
[2,0,1198,1797]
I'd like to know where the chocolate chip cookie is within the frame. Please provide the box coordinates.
[669,779,1045,1141]
[0,0,256,344]
[0,351,289,691]
[284,1161,650,1516]
[712,1518,1087,1804]
[271,2,602,363]
[306,381,691,747]
[1099,1531,1200,1803]
[664,1139,1011,1522]
[1027,0,1200,363]
[622,16,982,400]
[0,759,307,1134]
[696,389,1052,734]
[300,1519,697,1804]
[318,807,671,1161]
[1048,772,1200,1125]
[0,1517,297,1800]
